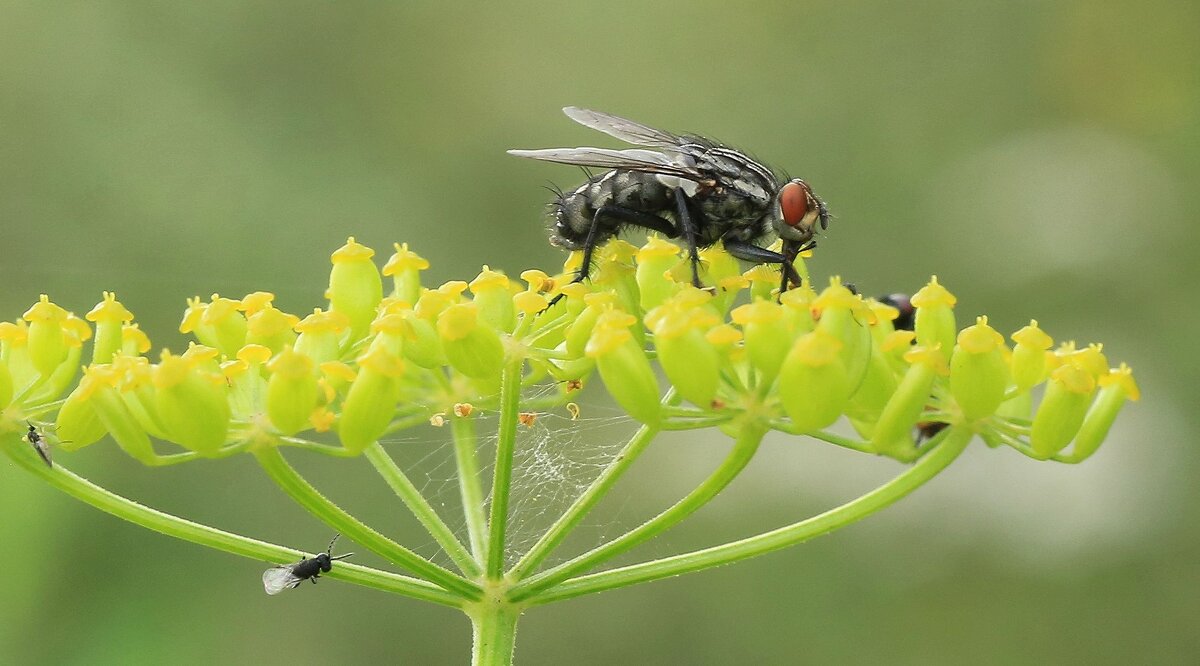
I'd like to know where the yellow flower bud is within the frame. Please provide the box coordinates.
[1069,364,1139,461]
[23,295,69,376]
[636,236,682,312]
[294,308,350,365]
[1010,320,1053,391]
[871,346,947,456]
[246,305,300,354]
[328,236,383,343]
[382,242,429,305]
[586,310,661,423]
[469,266,517,332]
[200,294,248,357]
[651,306,721,408]
[266,349,319,435]
[731,301,789,386]
[86,291,134,365]
[153,351,231,455]
[911,276,957,363]
[1030,364,1096,459]
[950,316,1009,421]
[778,331,851,433]
[438,303,505,379]
[339,346,405,453]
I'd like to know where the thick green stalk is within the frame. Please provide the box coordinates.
[0,434,461,607]
[364,442,481,577]
[509,418,767,602]
[467,599,522,666]
[486,358,523,578]
[452,412,489,563]
[528,426,972,604]
[253,446,482,599]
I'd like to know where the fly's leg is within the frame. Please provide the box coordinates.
[723,239,815,297]
[545,205,679,308]
[673,189,703,288]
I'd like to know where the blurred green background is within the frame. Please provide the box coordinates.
[2,1,1196,663]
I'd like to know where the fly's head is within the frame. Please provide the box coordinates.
[315,553,334,573]
[772,179,828,245]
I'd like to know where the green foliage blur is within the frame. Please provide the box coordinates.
[2,1,1196,663]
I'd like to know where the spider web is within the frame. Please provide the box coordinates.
[380,384,639,570]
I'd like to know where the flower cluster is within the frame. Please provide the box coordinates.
[0,236,1137,466]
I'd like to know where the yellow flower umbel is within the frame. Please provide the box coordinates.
[0,243,1136,479]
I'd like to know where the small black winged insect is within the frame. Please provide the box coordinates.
[509,107,830,298]
[262,534,354,595]
[24,422,54,468]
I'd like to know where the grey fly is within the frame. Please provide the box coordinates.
[509,107,830,298]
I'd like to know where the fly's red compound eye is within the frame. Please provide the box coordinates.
[780,181,810,227]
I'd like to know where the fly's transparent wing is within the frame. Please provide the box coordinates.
[262,566,303,595]
[562,107,685,148]
[32,439,52,467]
[507,147,702,181]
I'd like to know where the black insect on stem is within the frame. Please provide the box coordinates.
[509,107,830,304]
[262,534,355,595]
[24,422,53,468]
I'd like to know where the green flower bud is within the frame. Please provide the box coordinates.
[845,351,899,434]
[1030,364,1096,459]
[636,236,682,312]
[84,365,157,464]
[469,266,517,333]
[199,294,247,357]
[382,242,429,305]
[30,338,82,404]
[699,243,744,313]
[586,310,661,424]
[0,321,38,391]
[121,323,151,357]
[871,346,946,456]
[55,379,107,450]
[731,301,789,387]
[328,236,383,343]
[339,346,405,453]
[110,355,169,440]
[222,345,270,420]
[1010,320,1053,391]
[565,292,618,358]
[650,304,721,408]
[153,351,231,456]
[179,296,219,349]
[743,264,779,302]
[22,295,70,376]
[950,316,1009,421]
[911,276,957,363]
[85,291,134,365]
[294,308,350,365]
[266,348,319,435]
[246,305,300,354]
[779,285,817,335]
[414,282,465,322]
[1070,364,1139,462]
[398,312,446,369]
[369,313,407,357]
[778,331,851,433]
[814,278,871,386]
[438,303,505,379]
[0,358,11,407]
